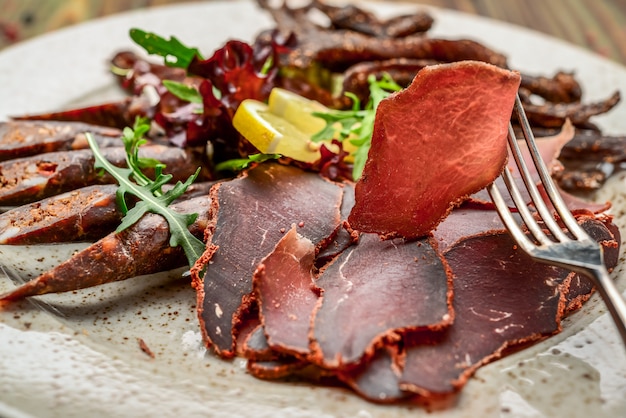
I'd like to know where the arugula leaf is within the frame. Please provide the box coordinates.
[162,80,203,104]
[86,120,205,268]
[121,118,165,190]
[215,153,281,173]
[130,28,203,69]
[311,74,402,179]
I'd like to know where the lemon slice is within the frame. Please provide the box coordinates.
[268,88,329,135]
[269,88,357,160]
[233,88,338,164]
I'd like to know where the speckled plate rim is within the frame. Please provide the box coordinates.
[0,1,625,417]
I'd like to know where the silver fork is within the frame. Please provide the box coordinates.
[488,94,626,347]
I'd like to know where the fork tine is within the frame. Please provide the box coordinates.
[512,95,588,242]
[501,124,555,247]
[487,175,537,254]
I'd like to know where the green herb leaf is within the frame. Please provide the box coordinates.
[130,28,203,69]
[162,80,203,104]
[311,73,402,180]
[86,120,205,268]
[215,153,281,173]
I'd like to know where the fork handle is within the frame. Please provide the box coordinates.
[587,265,626,348]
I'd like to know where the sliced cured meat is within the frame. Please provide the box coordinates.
[193,163,344,357]
[310,233,453,369]
[539,184,611,214]
[561,215,620,312]
[469,120,610,214]
[348,61,521,239]
[431,207,506,252]
[247,357,310,380]
[337,345,411,404]
[400,231,570,396]
[241,324,278,361]
[253,225,319,356]
[316,182,357,266]
[400,217,620,396]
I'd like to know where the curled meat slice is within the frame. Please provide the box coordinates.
[0,195,211,303]
[192,163,344,358]
[557,129,626,191]
[469,120,611,214]
[0,121,121,162]
[337,345,411,404]
[247,357,310,380]
[560,129,626,163]
[310,233,453,369]
[315,181,357,266]
[562,215,620,312]
[349,61,520,239]
[253,225,319,356]
[241,324,277,362]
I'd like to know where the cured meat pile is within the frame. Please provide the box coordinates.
[190,161,620,403]
[187,60,619,403]
[0,0,624,409]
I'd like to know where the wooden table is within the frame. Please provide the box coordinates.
[1,0,625,64]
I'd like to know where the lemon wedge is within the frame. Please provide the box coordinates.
[233,88,337,164]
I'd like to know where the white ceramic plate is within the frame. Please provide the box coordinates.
[1,1,625,417]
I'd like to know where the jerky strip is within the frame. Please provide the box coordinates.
[0,195,211,303]
[0,145,208,206]
[0,120,121,162]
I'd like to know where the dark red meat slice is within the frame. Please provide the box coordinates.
[400,231,570,395]
[431,206,506,252]
[310,233,453,369]
[338,345,411,404]
[247,357,309,380]
[348,61,521,239]
[241,324,279,362]
[561,216,620,312]
[193,163,344,358]
[316,181,357,266]
[253,225,319,356]
[400,217,620,396]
